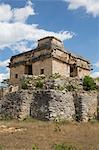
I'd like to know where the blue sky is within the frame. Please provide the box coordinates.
[0,0,99,83]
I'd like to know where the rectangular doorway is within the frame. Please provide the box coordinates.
[70,64,77,77]
[25,65,32,75]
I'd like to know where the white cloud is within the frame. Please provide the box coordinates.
[0,0,35,23]
[13,0,35,23]
[11,41,37,53]
[0,3,12,22]
[0,22,74,53]
[0,72,9,83]
[0,59,10,67]
[94,61,99,68]
[0,0,74,53]
[64,0,99,17]
[91,72,99,78]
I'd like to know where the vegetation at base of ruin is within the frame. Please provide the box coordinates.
[20,78,29,89]
[53,116,71,125]
[65,85,76,91]
[23,116,37,122]
[89,118,98,124]
[72,114,81,122]
[56,84,65,91]
[53,116,72,132]
[50,73,61,79]
[0,115,13,121]
[53,143,79,150]
[35,79,44,88]
[33,75,46,81]
[83,76,97,91]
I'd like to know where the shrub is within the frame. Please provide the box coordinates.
[51,73,61,79]
[53,143,78,150]
[32,144,39,150]
[35,80,44,88]
[83,76,96,91]
[66,85,76,91]
[20,78,28,89]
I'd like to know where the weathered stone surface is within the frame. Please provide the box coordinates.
[30,90,75,120]
[74,91,98,122]
[48,90,75,120]
[30,90,50,120]
[0,90,32,120]
[0,89,98,121]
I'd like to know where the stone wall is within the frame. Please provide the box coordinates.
[73,91,98,122]
[52,59,70,77]
[30,90,75,121]
[10,64,25,85]
[0,90,32,119]
[0,86,19,99]
[0,89,98,121]
[32,58,52,77]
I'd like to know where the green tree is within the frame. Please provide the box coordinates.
[83,76,96,91]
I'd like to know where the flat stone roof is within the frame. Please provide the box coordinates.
[10,36,90,63]
[38,36,62,43]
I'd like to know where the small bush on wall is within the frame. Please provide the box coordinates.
[20,78,28,89]
[83,76,96,91]
[35,80,44,88]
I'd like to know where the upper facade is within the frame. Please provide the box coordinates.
[9,36,91,85]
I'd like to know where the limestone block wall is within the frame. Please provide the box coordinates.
[77,67,90,78]
[38,38,50,47]
[48,90,75,120]
[0,90,32,119]
[33,49,51,58]
[52,59,70,77]
[30,90,75,120]
[32,58,52,76]
[51,38,63,49]
[10,65,25,85]
[12,55,25,63]
[0,89,98,121]
[73,91,98,121]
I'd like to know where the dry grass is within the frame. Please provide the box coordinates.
[0,120,99,150]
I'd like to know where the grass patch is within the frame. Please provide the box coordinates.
[0,144,2,150]
[53,143,80,150]
[32,144,39,150]
[0,121,99,149]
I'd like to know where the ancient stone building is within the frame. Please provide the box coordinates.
[9,36,91,85]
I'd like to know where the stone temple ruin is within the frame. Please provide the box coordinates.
[9,36,91,85]
[0,36,98,122]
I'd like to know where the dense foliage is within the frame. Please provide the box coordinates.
[83,76,96,91]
